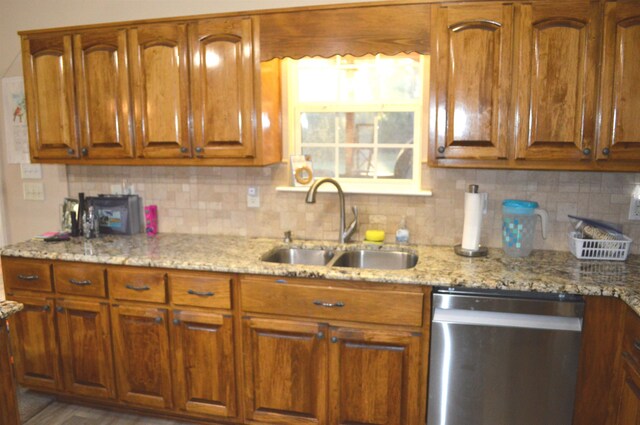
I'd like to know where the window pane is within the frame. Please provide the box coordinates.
[379,112,414,144]
[378,148,413,179]
[301,147,334,178]
[339,147,375,178]
[301,113,338,144]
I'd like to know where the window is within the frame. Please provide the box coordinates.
[285,54,426,193]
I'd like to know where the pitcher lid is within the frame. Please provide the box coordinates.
[502,199,539,208]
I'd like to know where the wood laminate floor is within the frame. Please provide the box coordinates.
[23,401,194,425]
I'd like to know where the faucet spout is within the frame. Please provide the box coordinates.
[305,178,357,243]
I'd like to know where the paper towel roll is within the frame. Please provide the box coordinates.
[461,192,487,251]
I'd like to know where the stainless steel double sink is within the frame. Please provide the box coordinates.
[261,246,418,270]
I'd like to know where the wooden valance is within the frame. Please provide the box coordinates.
[259,3,431,61]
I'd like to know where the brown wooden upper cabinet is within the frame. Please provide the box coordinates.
[597,0,640,162]
[430,0,640,171]
[20,16,281,166]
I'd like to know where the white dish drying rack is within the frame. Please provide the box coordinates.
[568,231,632,261]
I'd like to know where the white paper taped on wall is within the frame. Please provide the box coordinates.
[2,76,30,164]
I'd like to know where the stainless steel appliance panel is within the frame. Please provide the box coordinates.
[427,290,584,425]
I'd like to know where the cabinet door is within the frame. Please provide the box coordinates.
[111,305,172,409]
[243,317,327,424]
[9,295,60,390]
[189,17,256,159]
[432,3,513,160]
[514,2,599,161]
[57,299,115,399]
[328,327,422,425]
[615,359,640,424]
[74,28,133,159]
[129,23,191,159]
[598,1,640,161]
[171,310,237,418]
[20,34,79,160]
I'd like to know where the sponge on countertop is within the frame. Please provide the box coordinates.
[364,230,385,243]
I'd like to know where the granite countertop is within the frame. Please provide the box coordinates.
[2,233,640,314]
[0,300,23,320]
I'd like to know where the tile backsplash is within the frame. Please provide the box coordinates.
[67,164,640,254]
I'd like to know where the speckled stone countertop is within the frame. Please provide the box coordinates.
[0,301,23,320]
[2,233,640,315]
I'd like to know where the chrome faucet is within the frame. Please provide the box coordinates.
[305,178,358,243]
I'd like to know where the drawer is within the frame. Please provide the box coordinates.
[109,267,167,303]
[241,276,423,327]
[623,308,640,367]
[170,272,232,309]
[54,262,107,298]
[2,257,52,293]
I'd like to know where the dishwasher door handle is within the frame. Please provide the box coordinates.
[433,308,582,332]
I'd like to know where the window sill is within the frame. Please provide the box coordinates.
[275,185,433,197]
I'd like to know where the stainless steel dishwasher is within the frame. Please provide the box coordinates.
[427,288,584,425]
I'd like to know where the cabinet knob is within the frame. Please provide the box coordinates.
[634,339,640,351]
[81,148,88,156]
[180,147,188,154]
[154,317,162,324]
[67,148,75,156]
[173,318,180,325]
[42,305,51,312]
[195,147,204,155]
[602,148,610,156]
[56,306,64,313]
[331,336,338,343]
[437,146,445,154]
[582,148,591,156]
[317,331,324,339]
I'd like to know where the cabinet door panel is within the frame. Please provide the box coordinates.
[515,2,598,161]
[9,295,60,390]
[171,310,237,418]
[57,299,115,399]
[21,35,78,159]
[328,327,421,425]
[598,2,640,160]
[129,24,191,158]
[243,317,327,424]
[615,359,640,425]
[111,305,172,408]
[433,4,513,160]
[190,18,255,159]
[74,29,133,159]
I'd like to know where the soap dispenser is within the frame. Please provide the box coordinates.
[395,216,409,243]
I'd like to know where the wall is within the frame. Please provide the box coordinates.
[0,0,373,244]
[68,165,640,254]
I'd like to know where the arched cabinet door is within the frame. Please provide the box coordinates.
[514,2,599,162]
[432,3,513,161]
[129,23,191,159]
[598,1,640,161]
[21,33,79,160]
[189,17,256,159]
[73,28,134,159]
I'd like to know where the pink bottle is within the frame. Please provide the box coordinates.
[144,205,158,236]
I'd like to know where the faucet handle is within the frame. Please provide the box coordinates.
[284,230,292,243]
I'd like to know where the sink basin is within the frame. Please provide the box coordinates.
[329,250,418,270]
[261,247,334,266]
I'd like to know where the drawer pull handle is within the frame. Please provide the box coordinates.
[275,279,287,284]
[187,289,215,297]
[313,300,345,308]
[18,274,39,281]
[126,284,150,291]
[69,279,92,286]
[634,339,640,351]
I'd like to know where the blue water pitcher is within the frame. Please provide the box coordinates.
[502,200,548,257]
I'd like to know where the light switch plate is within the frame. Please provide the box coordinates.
[629,197,640,220]
[20,164,42,180]
[23,182,44,201]
[247,186,260,208]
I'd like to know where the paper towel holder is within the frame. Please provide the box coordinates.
[454,184,488,257]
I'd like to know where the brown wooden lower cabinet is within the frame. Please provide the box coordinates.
[171,309,237,418]
[614,357,640,424]
[243,317,328,424]
[111,304,173,409]
[57,298,115,399]
[9,294,61,391]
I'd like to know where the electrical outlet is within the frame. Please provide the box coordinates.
[247,186,260,208]
[629,197,640,220]
[23,182,45,201]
